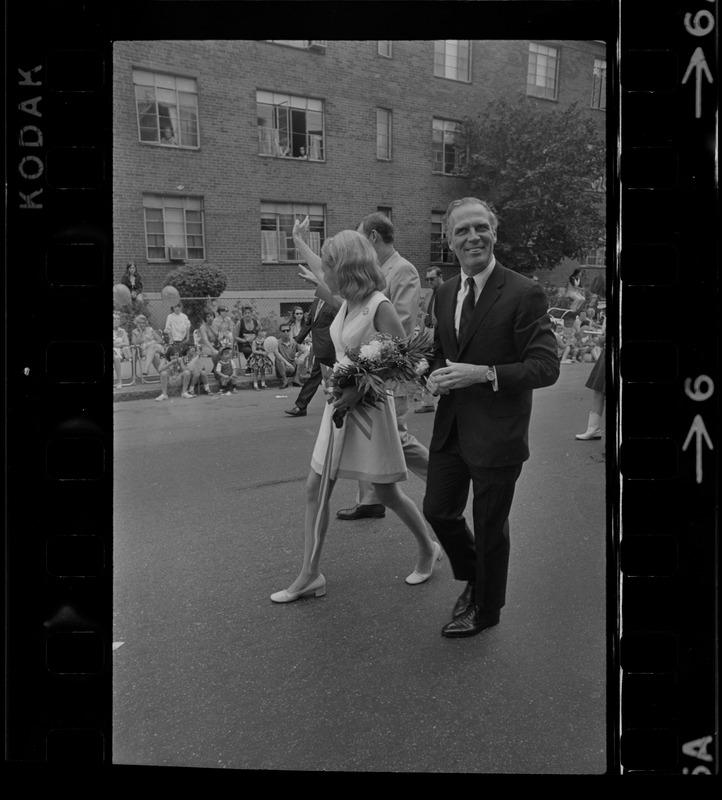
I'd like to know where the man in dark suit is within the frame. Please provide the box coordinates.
[423,197,560,638]
[284,296,338,417]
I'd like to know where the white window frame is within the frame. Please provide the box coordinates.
[376,108,392,160]
[431,212,456,264]
[584,247,606,268]
[143,195,205,261]
[133,70,200,149]
[432,118,465,175]
[526,43,560,100]
[378,41,393,58]
[266,40,326,50]
[257,91,325,161]
[433,40,472,83]
[261,202,326,263]
[591,59,607,110]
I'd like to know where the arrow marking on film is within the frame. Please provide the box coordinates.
[682,47,714,119]
[682,414,714,484]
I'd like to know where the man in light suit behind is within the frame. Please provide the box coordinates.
[423,197,560,638]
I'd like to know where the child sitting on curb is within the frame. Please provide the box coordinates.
[155,343,194,401]
[214,346,240,395]
[185,344,213,396]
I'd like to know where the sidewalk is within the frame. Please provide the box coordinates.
[113,373,292,402]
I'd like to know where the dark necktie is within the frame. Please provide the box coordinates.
[458,276,476,342]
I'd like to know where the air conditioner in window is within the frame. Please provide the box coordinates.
[308,40,327,50]
[168,246,187,261]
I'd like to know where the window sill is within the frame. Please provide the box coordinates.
[432,75,472,85]
[432,170,467,178]
[258,153,324,163]
[525,92,559,103]
[139,141,201,151]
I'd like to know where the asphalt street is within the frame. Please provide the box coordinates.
[112,363,609,773]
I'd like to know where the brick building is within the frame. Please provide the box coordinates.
[113,39,607,317]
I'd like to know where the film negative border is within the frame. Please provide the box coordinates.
[619,0,718,775]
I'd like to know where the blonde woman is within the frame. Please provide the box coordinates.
[271,231,441,603]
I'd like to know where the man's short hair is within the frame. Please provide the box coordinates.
[443,197,499,241]
[426,267,443,278]
[357,212,394,244]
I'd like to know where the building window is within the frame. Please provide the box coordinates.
[526,43,560,100]
[376,108,392,160]
[378,41,393,58]
[266,41,327,51]
[133,70,199,148]
[432,118,465,175]
[143,195,205,261]
[434,40,471,82]
[584,247,606,268]
[377,206,392,221]
[257,91,324,160]
[591,59,607,110]
[431,212,455,264]
[261,202,325,263]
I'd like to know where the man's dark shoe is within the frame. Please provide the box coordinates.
[452,581,476,619]
[441,605,500,638]
[284,407,307,417]
[336,503,386,520]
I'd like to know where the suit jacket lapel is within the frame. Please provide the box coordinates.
[457,265,506,354]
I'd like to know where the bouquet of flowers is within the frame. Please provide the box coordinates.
[329,328,435,428]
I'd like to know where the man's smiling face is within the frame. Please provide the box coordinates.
[447,202,497,276]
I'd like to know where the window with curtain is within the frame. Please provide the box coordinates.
[526,43,560,100]
[257,91,325,160]
[143,195,205,260]
[261,202,325,263]
[591,59,607,110]
[432,118,465,175]
[376,108,392,160]
[134,70,199,148]
[584,247,606,268]
[378,41,393,58]
[433,40,471,82]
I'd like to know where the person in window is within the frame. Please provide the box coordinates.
[160,123,176,145]
[297,146,307,159]
[131,314,164,376]
[234,305,260,374]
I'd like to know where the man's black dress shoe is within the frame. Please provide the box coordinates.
[441,605,500,638]
[284,407,307,417]
[452,581,476,619]
[336,503,386,520]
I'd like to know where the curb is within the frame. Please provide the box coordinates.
[113,376,300,403]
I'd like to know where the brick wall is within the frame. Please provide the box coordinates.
[113,40,607,293]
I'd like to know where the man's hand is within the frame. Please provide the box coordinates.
[429,359,486,391]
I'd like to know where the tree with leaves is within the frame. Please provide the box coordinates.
[457,96,606,275]
[163,264,228,327]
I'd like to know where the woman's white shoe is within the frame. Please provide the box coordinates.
[271,574,326,603]
[405,542,443,585]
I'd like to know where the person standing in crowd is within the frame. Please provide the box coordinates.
[197,311,221,370]
[164,303,191,345]
[212,305,235,350]
[423,197,560,638]
[567,267,585,312]
[415,267,444,414]
[284,292,338,417]
[233,305,260,373]
[271,231,441,604]
[575,321,606,441]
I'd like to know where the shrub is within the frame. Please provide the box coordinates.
[163,264,228,327]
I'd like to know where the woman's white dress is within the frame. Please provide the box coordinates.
[310,291,407,483]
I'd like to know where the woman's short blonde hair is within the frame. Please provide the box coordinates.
[321,230,385,301]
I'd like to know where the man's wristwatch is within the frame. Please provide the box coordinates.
[485,366,496,383]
